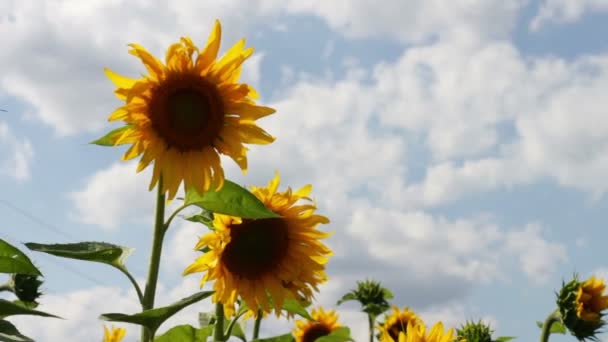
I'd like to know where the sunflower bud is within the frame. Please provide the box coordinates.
[455,320,493,342]
[11,274,43,304]
[557,275,608,340]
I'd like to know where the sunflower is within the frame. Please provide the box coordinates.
[378,306,422,342]
[103,20,276,199]
[293,306,341,342]
[576,276,608,321]
[183,173,331,316]
[401,322,455,342]
[102,325,126,342]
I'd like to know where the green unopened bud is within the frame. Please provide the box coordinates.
[456,320,493,342]
[11,274,43,304]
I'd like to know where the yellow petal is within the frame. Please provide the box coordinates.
[104,68,138,89]
[128,43,165,80]
[197,20,222,72]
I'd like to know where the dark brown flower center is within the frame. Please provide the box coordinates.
[301,323,332,342]
[148,74,224,152]
[388,320,408,341]
[221,218,290,280]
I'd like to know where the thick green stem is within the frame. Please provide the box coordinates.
[214,303,225,342]
[141,176,167,342]
[253,310,263,340]
[540,309,562,342]
[368,314,375,342]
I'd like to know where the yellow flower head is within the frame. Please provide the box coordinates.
[378,306,422,342]
[557,274,608,340]
[293,306,341,342]
[401,322,455,342]
[102,325,125,342]
[104,19,276,199]
[576,276,608,321]
[183,172,331,316]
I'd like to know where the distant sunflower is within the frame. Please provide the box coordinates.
[103,20,275,199]
[378,306,422,342]
[183,173,331,316]
[102,325,126,342]
[293,307,341,342]
[404,322,455,342]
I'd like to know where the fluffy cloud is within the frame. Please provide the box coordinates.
[0,0,275,136]
[531,0,608,31]
[285,0,528,43]
[0,120,34,181]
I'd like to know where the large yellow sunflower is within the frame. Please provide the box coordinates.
[400,322,454,342]
[378,306,422,342]
[293,306,341,342]
[183,173,331,316]
[104,20,276,199]
[576,276,608,321]
[102,325,126,342]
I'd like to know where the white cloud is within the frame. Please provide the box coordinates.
[68,161,154,231]
[285,0,528,43]
[0,0,278,136]
[530,0,608,31]
[0,120,34,181]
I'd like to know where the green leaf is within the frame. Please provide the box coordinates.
[0,240,41,276]
[382,288,394,300]
[0,319,34,342]
[0,299,60,319]
[185,212,214,229]
[536,321,566,334]
[336,293,357,306]
[100,291,214,335]
[25,241,132,269]
[495,337,516,342]
[252,333,295,342]
[316,327,352,342]
[282,298,313,320]
[90,125,132,146]
[185,180,279,219]
[154,324,212,342]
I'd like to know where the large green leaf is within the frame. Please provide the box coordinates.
[0,240,41,276]
[316,327,352,342]
[536,321,566,334]
[185,180,279,219]
[25,242,132,269]
[252,333,295,342]
[90,125,132,146]
[0,300,60,319]
[0,320,34,342]
[154,324,212,342]
[100,291,214,334]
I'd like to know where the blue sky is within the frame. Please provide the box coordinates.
[2,0,608,341]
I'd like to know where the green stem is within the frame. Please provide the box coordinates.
[118,267,144,306]
[164,203,189,231]
[253,310,262,340]
[368,314,375,342]
[214,303,225,342]
[540,309,562,342]
[141,176,167,342]
[224,310,247,340]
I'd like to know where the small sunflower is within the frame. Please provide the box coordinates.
[183,173,331,316]
[102,325,126,342]
[103,20,276,199]
[378,306,422,342]
[293,306,342,342]
[557,274,608,340]
[403,321,455,342]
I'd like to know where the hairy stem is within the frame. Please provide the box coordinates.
[253,310,263,340]
[540,309,562,342]
[214,303,225,342]
[141,176,167,342]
